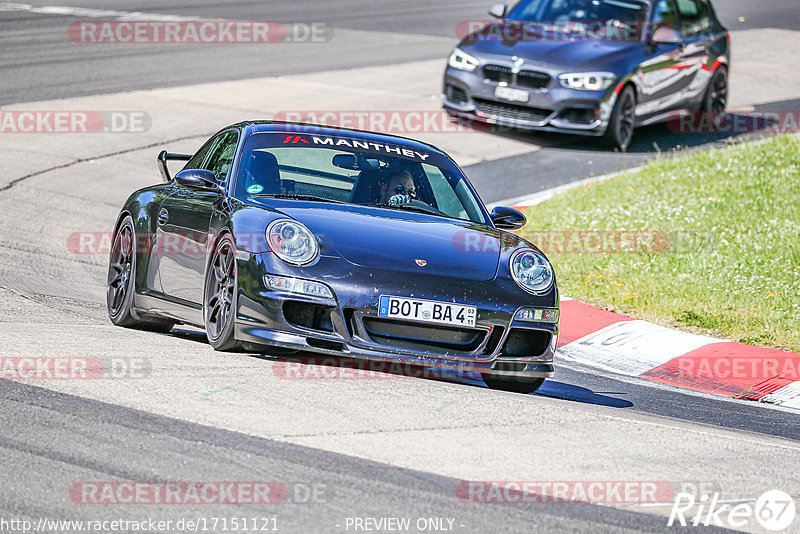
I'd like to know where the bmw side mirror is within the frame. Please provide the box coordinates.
[174,169,224,194]
[650,26,682,46]
[488,3,507,19]
[490,206,526,230]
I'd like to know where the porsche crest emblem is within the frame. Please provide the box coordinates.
[415,259,427,267]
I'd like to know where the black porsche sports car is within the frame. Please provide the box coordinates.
[107,122,559,393]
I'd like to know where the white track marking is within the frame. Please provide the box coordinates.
[559,320,720,376]
[762,382,800,409]
[0,2,200,21]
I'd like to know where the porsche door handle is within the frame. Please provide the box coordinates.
[157,208,169,226]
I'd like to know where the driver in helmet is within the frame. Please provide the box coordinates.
[379,169,418,206]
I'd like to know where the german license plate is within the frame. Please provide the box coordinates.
[378,296,477,327]
[494,85,529,103]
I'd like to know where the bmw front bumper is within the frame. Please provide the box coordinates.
[443,65,619,136]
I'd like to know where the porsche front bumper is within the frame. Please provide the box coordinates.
[233,252,557,378]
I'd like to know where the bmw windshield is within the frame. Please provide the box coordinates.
[233,132,488,225]
[506,0,650,38]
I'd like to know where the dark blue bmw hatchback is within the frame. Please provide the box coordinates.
[443,0,730,150]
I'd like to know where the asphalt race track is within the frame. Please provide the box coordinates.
[1,1,799,533]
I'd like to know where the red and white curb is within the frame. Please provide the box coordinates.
[557,298,800,410]
[488,149,799,409]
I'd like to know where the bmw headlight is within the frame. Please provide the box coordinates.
[448,48,479,72]
[510,249,554,294]
[559,72,616,91]
[266,219,318,265]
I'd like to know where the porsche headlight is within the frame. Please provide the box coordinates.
[448,48,479,72]
[510,249,554,294]
[266,219,318,265]
[559,72,616,91]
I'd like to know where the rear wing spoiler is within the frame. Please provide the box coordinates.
[157,150,192,182]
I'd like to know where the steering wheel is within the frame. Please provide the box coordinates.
[406,199,446,215]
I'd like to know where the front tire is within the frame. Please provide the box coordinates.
[204,234,241,351]
[482,374,545,394]
[603,85,636,152]
[107,215,174,332]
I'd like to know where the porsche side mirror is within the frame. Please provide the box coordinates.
[174,169,224,193]
[490,206,526,230]
[650,26,682,45]
[488,3,507,19]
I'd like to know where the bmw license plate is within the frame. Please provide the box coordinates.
[378,296,477,328]
[494,85,529,103]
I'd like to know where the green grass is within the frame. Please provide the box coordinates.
[518,134,800,352]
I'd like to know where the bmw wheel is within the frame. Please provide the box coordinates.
[107,215,174,332]
[603,85,636,152]
[482,374,545,394]
[204,234,241,351]
[701,65,728,115]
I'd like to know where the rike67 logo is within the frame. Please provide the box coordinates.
[669,489,796,531]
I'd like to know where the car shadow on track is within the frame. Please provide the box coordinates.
[243,346,636,408]
[535,381,633,408]
[170,329,634,407]
[169,328,212,344]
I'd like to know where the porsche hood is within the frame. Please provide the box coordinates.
[276,205,503,281]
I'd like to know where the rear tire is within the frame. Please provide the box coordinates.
[701,65,728,115]
[107,215,174,332]
[482,374,545,394]
[204,234,241,351]
[603,85,636,152]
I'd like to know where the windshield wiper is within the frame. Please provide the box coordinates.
[369,203,442,216]
[250,194,344,204]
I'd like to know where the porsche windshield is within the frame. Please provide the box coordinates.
[233,133,488,224]
[506,0,649,35]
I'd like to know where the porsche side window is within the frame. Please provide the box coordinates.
[203,131,239,182]
[184,138,215,170]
